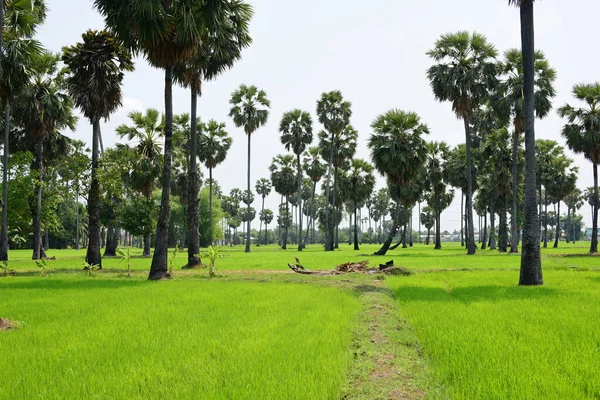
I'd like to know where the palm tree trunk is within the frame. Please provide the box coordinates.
[374,224,399,256]
[566,207,571,243]
[417,202,421,245]
[538,183,543,239]
[481,212,488,250]
[104,223,119,257]
[518,0,543,285]
[186,88,201,267]
[245,133,252,253]
[463,118,476,254]
[32,136,44,260]
[499,209,508,253]
[553,201,561,248]
[149,67,175,280]
[324,131,335,251]
[426,228,430,245]
[460,191,464,247]
[354,200,359,251]
[258,195,265,246]
[543,190,548,248]
[209,169,214,247]
[282,197,289,250]
[264,223,269,245]
[0,102,10,261]
[511,129,520,253]
[490,209,497,250]
[85,120,102,268]
[435,210,441,250]
[591,162,598,253]
[296,154,303,251]
[75,185,80,250]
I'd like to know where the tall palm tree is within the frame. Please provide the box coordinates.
[62,29,133,269]
[546,160,577,248]
[368,109,429,255]
[496,48,556,253]
[565,188,583,243]
[15,52,76,260]
[94,0,206,280]
[420,206,435,245]
[198,120,231,250]
[279,109,313,251]
[425,141,455,250]
[269,154,296,250]
[229,84,270,253]
[116,109,164,256]
[558,83,600,253]
[427,31,498,255]
[259,208,273,245]
[507,0,543,285]
[346,159,375,251]
[174,0,252,266]
[255,178,272,246]
[316,91,352,251]
[303,146,326,244]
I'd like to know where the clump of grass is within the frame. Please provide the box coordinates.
[117,247,132,278]
[0,261,16,277]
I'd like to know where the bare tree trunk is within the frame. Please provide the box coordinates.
[510,129,520,253]
[553,201,561,248]
[543,190,548,248]
[186,88,201,267]
[282,197,289,249]
[499,209,508,253]
[490,209,497,250]
[354,200,359,250]
[32,137,44,260]
[296,154,303,251]
[0,102,10,261]
[463,118,476,255]
[519,0,543,285]
[245,132,252,253]
[149,67,174,280]
[460,191,464,247]
[481,212,488,250]
[104,223,119,257]
[86,120,102,268]
[591,162,598,253]
[435,210,442,250]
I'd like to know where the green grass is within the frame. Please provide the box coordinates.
[0,275,360,399]
[387,269,600,400]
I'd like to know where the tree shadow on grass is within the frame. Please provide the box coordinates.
[0,278,151,291]
[392,284,558,304]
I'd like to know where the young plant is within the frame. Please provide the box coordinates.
[117,248,132,278]
[82,261,100,277]
[168,247,179,277]
[203,246,222,277]
[0,261,16,277]
[35,259,47,277]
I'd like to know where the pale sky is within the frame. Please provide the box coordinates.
[36,0,599,232]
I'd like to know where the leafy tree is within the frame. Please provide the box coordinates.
[496,48,556,253]
[62,29,133,268]
[280,109,313,251]
[94,0,208,279]
[316,91,352,251]
[15,52,76,259]
[345,159,375,250]
[198,120,231,252]
[559,83,600,253]
[369,109,428,255]
[0,0,45,260]
[420,206,435,245]
[270,154,296,250]
[546,161,577,248]
[508,0,543,285]
[427,31,498,255]
[425,142,455,249]
[116,109,164,256]
[229,84,270,253]
[175,0,252,265]
[255,178,271,245]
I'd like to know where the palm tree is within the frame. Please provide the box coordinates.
[62,29,133,269]
[565,188,583,243]
[507,0,543,285]
[316,91,352,251]
[279,109,313,251]
[546,161,577,248]
[303,147,326,244]
[269,154,296,250]
[116,109,164,257]
[558,83,600,253]
[260,208,273,245]
[94,0,207,280]
[425,141,455,249]
[255,178,272,246]
[496,48,556,253]
[15,52,76,260]
[198,120,232,251]
[368,109,429,255]
[229,84,270,253]
[174,0,252,266]
[0,0,45,261]
[420,206,435,245]
[427,31,498,255]
[346,159,375,250]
